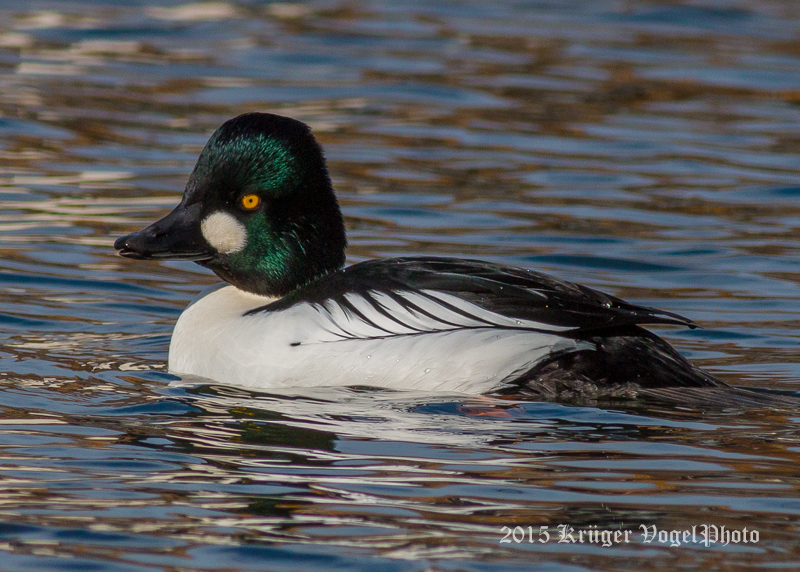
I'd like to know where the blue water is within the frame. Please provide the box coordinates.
[1,0,800,570]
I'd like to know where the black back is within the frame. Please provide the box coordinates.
[251,256,695,332]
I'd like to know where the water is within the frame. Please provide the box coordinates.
[1,0,800,570]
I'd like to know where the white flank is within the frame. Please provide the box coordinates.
[200,211,247,254]
[168,284,593,393]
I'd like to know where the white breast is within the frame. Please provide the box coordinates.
[168,284,591,393]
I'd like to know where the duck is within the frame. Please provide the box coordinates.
[115,112,735,401]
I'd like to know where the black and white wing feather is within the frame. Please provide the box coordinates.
[248,257,695,339]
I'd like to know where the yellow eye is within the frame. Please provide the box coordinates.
[240,194,260,210]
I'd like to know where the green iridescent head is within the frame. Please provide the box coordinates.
[115,113,347,296]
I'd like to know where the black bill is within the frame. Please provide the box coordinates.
[114,202,213,261]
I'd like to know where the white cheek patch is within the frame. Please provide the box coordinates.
[200,211,247,254]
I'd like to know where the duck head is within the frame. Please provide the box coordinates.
[114,113,347,296]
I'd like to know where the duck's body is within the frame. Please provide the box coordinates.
[116,112,729,399]
[169,256,722,396]
[170,281,576,393]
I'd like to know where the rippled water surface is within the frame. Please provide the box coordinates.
[1,0,800,570]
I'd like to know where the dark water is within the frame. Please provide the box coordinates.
[1,0,800,570]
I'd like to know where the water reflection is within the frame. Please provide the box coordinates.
[3,376,800,568]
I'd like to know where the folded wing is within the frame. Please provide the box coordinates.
[248,257,695,340]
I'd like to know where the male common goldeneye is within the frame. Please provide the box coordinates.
[115,112,735,400]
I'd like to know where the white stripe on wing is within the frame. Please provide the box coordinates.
[305,289,572,341]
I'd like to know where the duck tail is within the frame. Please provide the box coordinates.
[505,326,800,408]
[505,326,724,401]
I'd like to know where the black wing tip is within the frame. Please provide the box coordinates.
[643,307,700,329]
